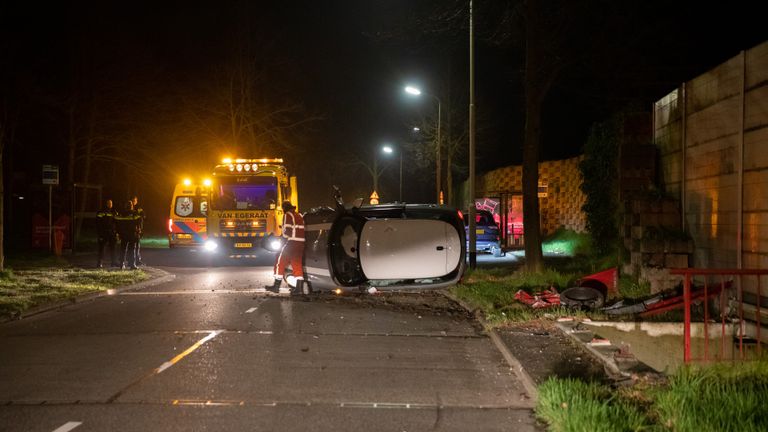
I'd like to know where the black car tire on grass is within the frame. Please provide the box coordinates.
[560,286,605,309]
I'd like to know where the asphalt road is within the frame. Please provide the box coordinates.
[0,248,538,431]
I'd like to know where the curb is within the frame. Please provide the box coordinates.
[2,267,176,323]
[555,322,627,379]
[440,289,539,406]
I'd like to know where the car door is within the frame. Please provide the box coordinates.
[358,219,462,279]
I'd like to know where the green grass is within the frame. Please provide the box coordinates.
[652,362,768,431]
[536,360,768,431]
[0,268,149,319]
[618,275,651,300]
[537,378,650,432]
[451,267,604,324]
[140,236,170,249]
[542,228,594,257]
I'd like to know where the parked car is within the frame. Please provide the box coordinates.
[299,187,466,293]
[465,209,503,257]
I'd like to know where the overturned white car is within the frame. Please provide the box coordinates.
[301,188,467,292]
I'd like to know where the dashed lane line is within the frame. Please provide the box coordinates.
[51,422,82,432]
[156,330,222,373]
[106,330,223,403]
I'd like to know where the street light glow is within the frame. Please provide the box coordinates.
[404,86,421,96]
[382,145,394,154]
[413,127,420,132]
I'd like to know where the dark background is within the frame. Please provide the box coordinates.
[1,1,765,245]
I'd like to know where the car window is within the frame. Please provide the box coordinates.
[477,212,495,226]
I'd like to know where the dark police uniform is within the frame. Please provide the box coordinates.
[96,202,118,267]
[115,202,141,269]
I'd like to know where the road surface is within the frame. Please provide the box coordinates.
[0,248,539,431]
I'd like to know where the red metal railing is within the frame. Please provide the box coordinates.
[670,269,768,363]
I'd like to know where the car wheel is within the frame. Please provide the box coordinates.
[491,245,502,257]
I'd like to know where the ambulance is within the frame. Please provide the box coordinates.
[168,178,210,248]
[202,158,298,256]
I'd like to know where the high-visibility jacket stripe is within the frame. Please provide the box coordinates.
[282,211,305,242]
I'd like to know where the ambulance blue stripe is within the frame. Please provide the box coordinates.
[175,221,204,243]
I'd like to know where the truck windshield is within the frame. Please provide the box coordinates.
[213,176,278,210]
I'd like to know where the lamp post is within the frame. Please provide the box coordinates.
[405,85,442,204]
[468,0,477,269]
[382,145,403,202]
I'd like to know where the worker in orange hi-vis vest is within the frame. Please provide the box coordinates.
[265,200,306,296]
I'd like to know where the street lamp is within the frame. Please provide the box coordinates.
[404,85,442,204]
[382,144,403,202]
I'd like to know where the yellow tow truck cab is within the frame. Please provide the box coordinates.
[204,158,298,256]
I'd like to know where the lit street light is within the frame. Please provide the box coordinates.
[404,85,442,204]
[382,144,403,202]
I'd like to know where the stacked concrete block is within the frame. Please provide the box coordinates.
[622,196,692,293]
[470,156,587,236]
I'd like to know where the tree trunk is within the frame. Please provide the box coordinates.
[522,0,550,272]
[522,91,544,271]
[446,149,453,206]
[0,128,4,272]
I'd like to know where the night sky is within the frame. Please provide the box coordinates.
[2,1,765,237]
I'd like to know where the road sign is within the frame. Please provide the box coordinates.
[42,165,59,185]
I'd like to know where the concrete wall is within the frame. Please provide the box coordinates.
[654,40,768,303]
[461,156,587,235]
[654,40,768,274]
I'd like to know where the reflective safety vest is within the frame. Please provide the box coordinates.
[282,210,305,242]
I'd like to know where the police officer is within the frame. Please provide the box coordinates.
[96,199,118,268]
[265,201,307,296]
[115,200,141,270]
[132,195,146,265]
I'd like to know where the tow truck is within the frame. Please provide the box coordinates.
[202,158,298,257]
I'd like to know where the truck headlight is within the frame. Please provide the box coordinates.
[204,240,218,252]
[269,238,284,251]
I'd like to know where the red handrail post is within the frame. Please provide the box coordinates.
[684,272,692,363]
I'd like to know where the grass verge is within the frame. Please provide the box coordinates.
[0,267,149,320]
[449,267,604,324]
[536,360,768,431]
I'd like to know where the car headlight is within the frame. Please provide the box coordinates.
[204,240,218,252]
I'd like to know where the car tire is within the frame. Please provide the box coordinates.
[491,246,503,257]
[560,286,605,309]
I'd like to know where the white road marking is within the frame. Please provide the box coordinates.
[245,307,258,313]
[52,422,82,432]
[156,330,222,374]
[119,290,266,295]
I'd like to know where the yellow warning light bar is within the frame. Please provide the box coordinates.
[233,158,283,164]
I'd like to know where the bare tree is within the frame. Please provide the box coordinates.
[0,105,13,272]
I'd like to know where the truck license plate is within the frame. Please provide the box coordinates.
[234,242,252,248]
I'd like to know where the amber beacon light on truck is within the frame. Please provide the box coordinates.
[202,158,298,256]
